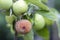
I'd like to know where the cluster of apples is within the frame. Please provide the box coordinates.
[0,0,28,15]
[0,0,45,34]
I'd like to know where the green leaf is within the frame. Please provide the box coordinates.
[25,0,49,11]
[42,0,48,3]
[23,30,34,40]
[36,8,58,21]
[50,8,59,14]
[36,26,49,40]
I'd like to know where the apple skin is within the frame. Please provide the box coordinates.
[15,20,32,34]
[13,0,28,16]
[34,13,45,30]
[0,0,13,10]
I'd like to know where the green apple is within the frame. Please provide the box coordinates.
[5,15,16,24]
[0,0,13,10]
[34,13,45,30]
[13,0,28,16]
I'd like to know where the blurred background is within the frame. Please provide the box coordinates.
[47,0,60,11]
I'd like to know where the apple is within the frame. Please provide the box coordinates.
[0,0,13,10]
[13,0,28,16]
[34,13,45,30]
[15,20,32,34]
[5,15,16,24]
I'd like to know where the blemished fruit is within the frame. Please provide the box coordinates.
[15,20,32,34]
[5,15,16,24]
[0,0,13,10]
[34,13,45,30]
[13,0,28,16]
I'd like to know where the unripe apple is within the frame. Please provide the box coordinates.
[15,20,32,34]
[5,15,16,24]
[0,0,13,10]
[34,13,45,30]
[13,0,28,16]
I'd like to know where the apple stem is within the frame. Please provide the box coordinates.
[17,15,23,20]
[10,8,12,16]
